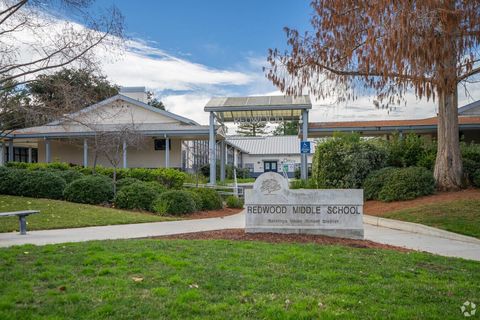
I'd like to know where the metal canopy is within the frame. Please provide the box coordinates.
[204,95,312,122]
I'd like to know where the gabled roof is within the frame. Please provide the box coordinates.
[49,94,199,126]
[458,100,480,115]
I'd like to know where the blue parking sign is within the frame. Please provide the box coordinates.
[300,141,310,154]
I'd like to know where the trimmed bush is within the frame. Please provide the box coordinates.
[473,169,480,188]
[127,168,186,188]
[290,179,318,189]
[114,181,160,211]
[17,170,66,199]
[226,196,243,209]
[153,190,196,215]
[56,170,84,184]
[64,175,113,204]
[312,133,387,189]
[187,190,203,211]
[5,161,71,171]
[116,177,142,191]
[378,167,435,202]
[192,188,223,210]
[462,142,480,185]
[363,167,397,200]
[0,167,27,195]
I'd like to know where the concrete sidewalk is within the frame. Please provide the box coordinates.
[1,212,479,261]
[0,213,244,247]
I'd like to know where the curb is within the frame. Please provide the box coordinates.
[364,215,480,245]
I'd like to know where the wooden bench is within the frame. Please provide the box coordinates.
[0,210,40,235]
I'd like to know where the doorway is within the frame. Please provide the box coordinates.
[264,161,278,173]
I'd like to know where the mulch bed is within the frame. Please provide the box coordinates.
[365,188,480,216]
[155,228,410,252]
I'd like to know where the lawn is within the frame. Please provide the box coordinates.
[0,239,478,319]
[0,195,173,233]
[378,199,480,239]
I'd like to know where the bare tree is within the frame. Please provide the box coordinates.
[95,124,144,195]
[266,0,480,191]
[0,0,124,88]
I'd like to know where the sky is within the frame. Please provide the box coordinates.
[53,1,480,126]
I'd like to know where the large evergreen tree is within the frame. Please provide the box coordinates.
[26,68,119,124]
[273,121,299,135]
[236,122,268,136]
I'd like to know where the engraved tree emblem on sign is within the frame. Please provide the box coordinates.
[260,179,282,194]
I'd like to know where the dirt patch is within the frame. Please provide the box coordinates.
[182,208,243,220]
[365,188,480,216]
[155,228,410,252]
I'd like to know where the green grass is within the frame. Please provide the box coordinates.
[380,199,480,238]
[0,195,174,233]
[0,239,478,319]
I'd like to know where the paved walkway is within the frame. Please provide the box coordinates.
[0,212,479,261]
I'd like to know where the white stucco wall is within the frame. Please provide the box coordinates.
[37,137,183,168]
[73,101,179,125]
[242,153,314,174]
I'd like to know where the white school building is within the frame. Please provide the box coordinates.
[0,88,315,183]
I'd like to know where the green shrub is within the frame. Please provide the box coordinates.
[378,167,435,202]
[462,142,480,185]
[153,190,196,215]
[363,167,397,200]
[116,177,142,191]
[187,190,203,211]
[192,188,223,210]
[5,161,71,171]
[126,168,186,188]
[15,170,66,199]
[114,181,160,211]
[290,179,318,189]
[226,196,243,208]
[312,133,387,188]
[473,169,480,188]
[0,167,27,195]
[64,175,113,204]
[56,170,84,184]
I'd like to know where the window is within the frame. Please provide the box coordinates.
[244,163,254,173]
[154,139,171,151]
[5,147,38,163]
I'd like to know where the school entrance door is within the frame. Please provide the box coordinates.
[264,161,278,173]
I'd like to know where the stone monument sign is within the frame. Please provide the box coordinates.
[245,172,364,239]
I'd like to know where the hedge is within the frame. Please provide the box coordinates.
[377,167,435,202]
[226,196,243,208]
[0,167,66,199]
[363,167,397,200]
[191,188,223,210]
[114,181,161,211]
[312,133,387,188]
[153,190,196,215]
[473,169,480,188]
[64,175,114,204]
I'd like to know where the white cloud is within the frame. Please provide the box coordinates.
[102,40,252,91]
[7,6,480,127]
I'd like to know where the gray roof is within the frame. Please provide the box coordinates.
[11,123,218,139]
[226,135,315,155]
[458,100,480,115]
[205,95,312,110]
[204,95,311,122]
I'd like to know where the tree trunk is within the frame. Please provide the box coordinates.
[434,87,463,191]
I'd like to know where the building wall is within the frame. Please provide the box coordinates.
[37,137,183,168]
[242,153,314,177]
[73,101,179,125]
